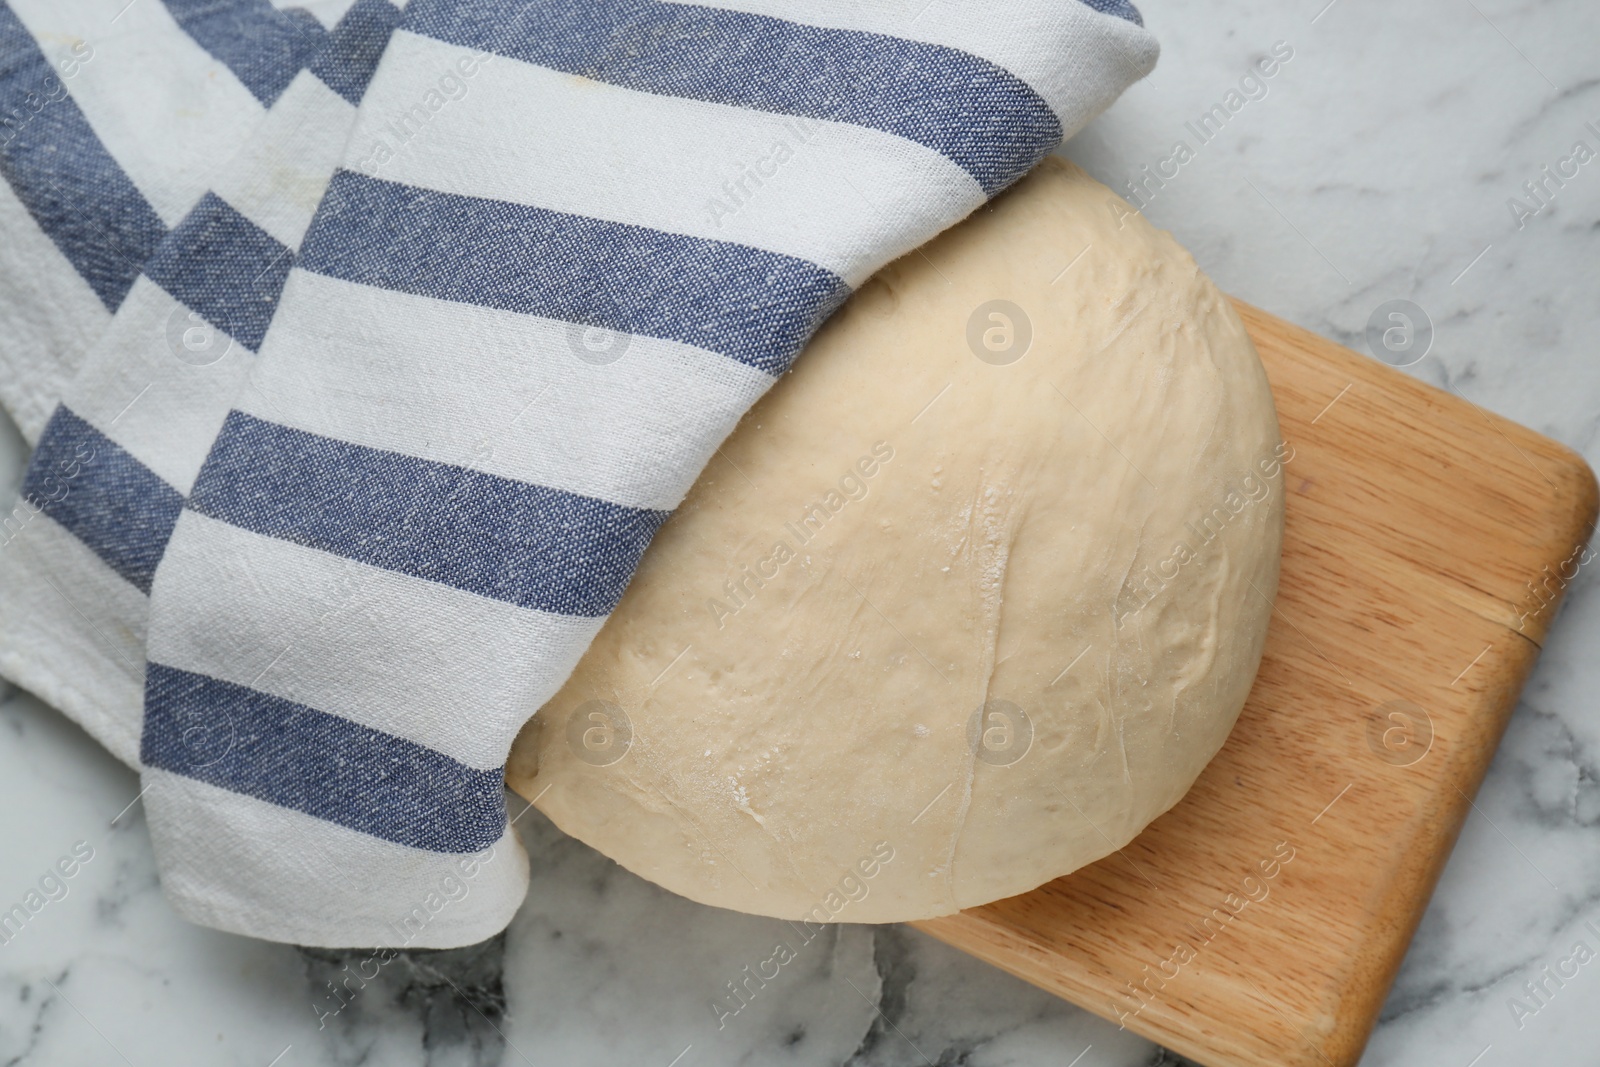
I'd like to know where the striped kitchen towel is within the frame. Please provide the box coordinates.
[0,0,402,773]
[1,0,1157,948]
[0,0,356,442]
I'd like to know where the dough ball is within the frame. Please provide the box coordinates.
[507,157,1283,923]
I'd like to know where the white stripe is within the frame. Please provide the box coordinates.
[68,277,254,494]
[669,0,1158,137]
[208,71,353,251]
[348,30,982,285]
[241,269,774,511]
[144,769,529,949]
[148,510,604,770]
[0,513,146,766]
[0,177,109,443]
[8,0,266,225]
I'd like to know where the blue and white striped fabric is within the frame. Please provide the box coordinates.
[0,0,1156,948]
[0,0,360,442]
[0,0,401,774]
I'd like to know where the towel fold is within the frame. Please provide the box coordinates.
[0,0,356,440]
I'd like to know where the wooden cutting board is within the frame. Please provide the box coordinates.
[912,300,1598,1067]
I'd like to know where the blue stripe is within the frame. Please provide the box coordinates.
[189,411,671,617]
[300,170,849,376]
[403,0,1061,196]
[309,0,401,106]
[142,663,506,853]
[142,192,293,353]
[22,406,185,594]
[1078,0,1144,25]
[0,2,168,309]
[160,0,326,106]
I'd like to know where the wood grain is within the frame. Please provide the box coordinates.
[911,300,1597,1067]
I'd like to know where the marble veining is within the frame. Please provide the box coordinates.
[2,0,1597,1064]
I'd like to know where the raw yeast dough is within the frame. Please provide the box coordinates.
[506,157,1284,923]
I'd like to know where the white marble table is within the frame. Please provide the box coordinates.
[2,1,1596,1064]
